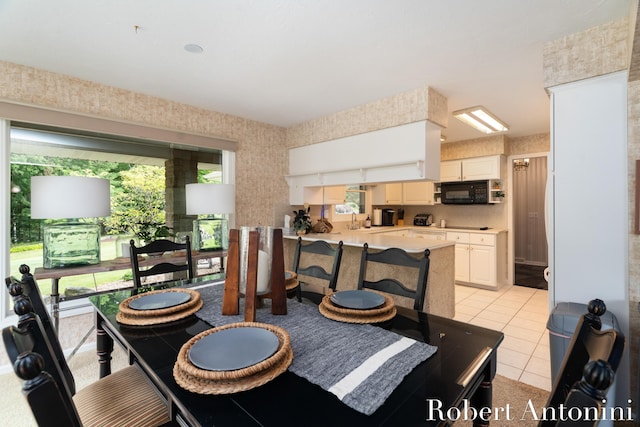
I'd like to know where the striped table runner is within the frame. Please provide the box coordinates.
[194,284,437,415]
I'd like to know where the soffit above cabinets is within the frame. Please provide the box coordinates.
[286,120,441,204]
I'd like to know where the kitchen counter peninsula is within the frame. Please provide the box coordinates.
[283,229,455,318]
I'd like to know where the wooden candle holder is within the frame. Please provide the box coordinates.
[222,227,288,319]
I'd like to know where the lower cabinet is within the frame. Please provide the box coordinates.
[446,231,506,289]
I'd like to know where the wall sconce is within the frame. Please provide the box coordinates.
[186,183,235,251]
[31,176,111,268]
[453,105,509,134]
[513,158,530,171]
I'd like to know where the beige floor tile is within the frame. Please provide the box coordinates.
[532,344,551,360]
[508,316,547,333]
[498,347,531,370]
[513,309,548,323]
[496,362,522,381]
[456,303,484,317]
[502,324,544,343]
[484,303,521,317]
[500,335,537,355]
[469,317,505,332]
[453,312,474,323]
[524,356,551,378]
[475,309,514,324]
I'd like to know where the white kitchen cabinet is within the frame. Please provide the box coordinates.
[303,185,346,205]
[440,155,502,182]
[373,182,435,205]
[371,183,402,204]
[446,231,505,289]
[402,181,435,205]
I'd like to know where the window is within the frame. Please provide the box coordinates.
[335,185,366,215]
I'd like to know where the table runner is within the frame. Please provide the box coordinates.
[194,284,437,415]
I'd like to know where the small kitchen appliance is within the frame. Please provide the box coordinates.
[382,209,395,226]
[440,180,489,204]
[372,208,382,226]
[413,213,433,226]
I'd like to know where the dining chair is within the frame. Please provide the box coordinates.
[554,359,616,427]
[291,237,344,303]
[5,265,75,395]
[130,236,194,288]
[539,299,625,427]
[3,278,172,427]
[357,243,430,311]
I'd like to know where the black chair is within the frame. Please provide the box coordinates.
[539,299,625,427]
[357,243,430,311]
[130,237,193,288]
[5,265,75,395]
[555,360,616,427]
[291,237,344,303]
[3,278,172,427]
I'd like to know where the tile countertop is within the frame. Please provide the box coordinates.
[283,226,506,254]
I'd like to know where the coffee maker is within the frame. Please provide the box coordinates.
[382,209,395,226]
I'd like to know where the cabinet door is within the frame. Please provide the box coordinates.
[372,183,402,204]
[469,244,497,286]
[323,186,346,204]
[461,156,501,181]
[402,181,434,205]
[454,244,470,282]
[440,160,461,182]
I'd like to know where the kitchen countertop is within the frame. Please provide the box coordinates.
[283,225,506,253]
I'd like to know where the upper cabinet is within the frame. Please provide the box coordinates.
[372,181,435,205]
[440,155,503,182]
[301,185,346,205]
[371,183,403,204]
[402,181,435,205]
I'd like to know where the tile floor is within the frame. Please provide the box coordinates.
[453,283,552,391]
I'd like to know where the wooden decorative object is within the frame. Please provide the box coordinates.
[270,228,287,315]
[243,230,259,322]
[222,229,240,315]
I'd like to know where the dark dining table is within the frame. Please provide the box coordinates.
[89,275,503,427]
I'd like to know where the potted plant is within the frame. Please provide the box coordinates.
[293,205,312,235]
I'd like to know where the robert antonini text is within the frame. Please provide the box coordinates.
[425,398,634,423]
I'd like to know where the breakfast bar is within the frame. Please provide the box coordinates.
[283,230,455,318]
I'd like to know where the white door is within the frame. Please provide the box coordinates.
[469,244,496,286]
[454,244,470,282]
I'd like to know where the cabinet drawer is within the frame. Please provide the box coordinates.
[446,232,469,243]
[469,233,496,246]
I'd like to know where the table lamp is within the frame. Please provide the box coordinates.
[186,183,235,251]
[31,176,111,269]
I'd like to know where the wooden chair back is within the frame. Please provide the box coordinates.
[357,243,430,311]
[2,282,79,423]
[292,237,343,302]
[5,268,75,395]
[129,236,193,288]
[540,299,625,427]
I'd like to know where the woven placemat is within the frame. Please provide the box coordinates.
[173,322,292,394]
[116,291,203,326]
[319,293,397,324]
[118,288,201,318]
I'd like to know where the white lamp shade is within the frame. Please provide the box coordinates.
[186,183,235,215]
[31,176,111,219]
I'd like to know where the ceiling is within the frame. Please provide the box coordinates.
[0,0,634,142]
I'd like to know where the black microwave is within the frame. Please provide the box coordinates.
[440,180,489,204]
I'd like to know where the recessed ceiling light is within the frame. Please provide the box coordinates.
[184,44,203,54]
[452,105,508,134]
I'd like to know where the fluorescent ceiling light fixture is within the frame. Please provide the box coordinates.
[453,106,508,134]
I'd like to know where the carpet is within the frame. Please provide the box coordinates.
[515,263,548,290]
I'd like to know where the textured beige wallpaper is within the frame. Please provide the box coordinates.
[543,18,629,88]
[285,86,447,148]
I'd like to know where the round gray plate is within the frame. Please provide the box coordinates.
[188,327,280,371]
[128,291,191,311]
[330,290,385,310]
